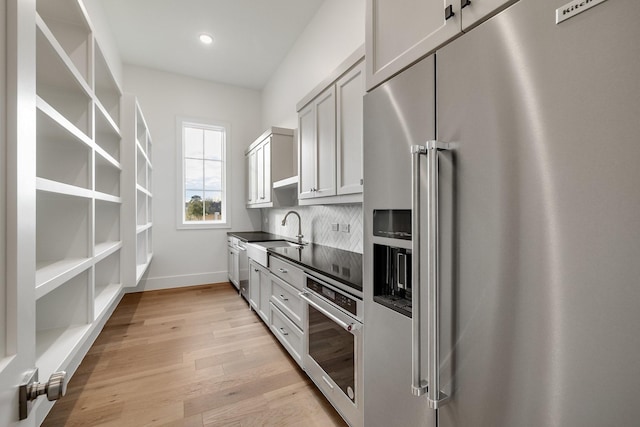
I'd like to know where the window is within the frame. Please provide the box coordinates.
[177,118,230,228]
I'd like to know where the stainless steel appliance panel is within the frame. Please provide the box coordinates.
[435,0,640,426]
[363,55,436,427]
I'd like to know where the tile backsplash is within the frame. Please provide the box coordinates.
[263,204,363,254]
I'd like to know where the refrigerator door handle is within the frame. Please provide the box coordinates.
[411,141,451,408]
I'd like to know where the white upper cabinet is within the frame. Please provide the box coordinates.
[299,85,337,200]
[297,47,365,205]
[298,104,316,200]
[245,127,295,208]
[336,61,365,195]
[366,0,517,90]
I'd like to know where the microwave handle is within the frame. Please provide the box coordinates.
[411,141,451,408]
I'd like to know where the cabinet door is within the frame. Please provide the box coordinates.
[262,140,272,204]
[258,269,271,323]
[245,154,252,205]
[314,86,336,198]
[298,103,316,200]
[366,0,461,90]
[461,0,518,31]
[248,149,257,205]
[256,144,265,202]
[336,61,365,195]
[249,261,260,310]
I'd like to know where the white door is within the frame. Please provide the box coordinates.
[297,103,316,200]
[366,0,461,90]
[313,86,336,198]
[0,0,37,425]
[336,60,365,195]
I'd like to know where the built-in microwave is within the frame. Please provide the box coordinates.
[373,244,412,317]
[372,209,413,317]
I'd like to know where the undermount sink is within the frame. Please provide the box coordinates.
[246,240,303,267]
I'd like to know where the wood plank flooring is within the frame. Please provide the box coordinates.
[43,283,348,427]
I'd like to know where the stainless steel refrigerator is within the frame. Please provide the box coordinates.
[363,0,640,426]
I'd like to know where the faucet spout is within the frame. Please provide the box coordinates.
[282,211,303,244]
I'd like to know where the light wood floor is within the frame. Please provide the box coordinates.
[43,282,348,427]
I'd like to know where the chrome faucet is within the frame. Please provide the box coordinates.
[281,211,303,243]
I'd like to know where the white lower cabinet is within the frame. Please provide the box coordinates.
[270,274,303,329]
[248,259,270,323]
[248,256,305,368]
[269,302,304,367]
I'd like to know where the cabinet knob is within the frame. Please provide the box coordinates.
[461,0,471,8]
[445,4,455,20]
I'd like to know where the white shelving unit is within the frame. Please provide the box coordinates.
[122,94,154,286]
[31,0,125,422]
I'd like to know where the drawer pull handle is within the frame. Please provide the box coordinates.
[279,294,289,302]
[278,268,288,273]
[279,327,289,336]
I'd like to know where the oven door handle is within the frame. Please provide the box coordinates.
[299,291,361,333]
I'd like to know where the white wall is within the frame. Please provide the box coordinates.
[83,0,123,86]
[123,65,262,291]
[260,0,365,254]
[261,0,365,129]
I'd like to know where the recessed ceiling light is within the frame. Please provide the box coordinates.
[199,33,214,45]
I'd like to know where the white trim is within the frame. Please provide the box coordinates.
[131,271,231,292]
[175,116,232,230]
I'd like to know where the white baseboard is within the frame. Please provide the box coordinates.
[128,271,232,292]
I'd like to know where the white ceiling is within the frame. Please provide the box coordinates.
[98,0,325,90]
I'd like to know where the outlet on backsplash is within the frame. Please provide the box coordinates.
[340,223,350,233]
[331,223,339,231]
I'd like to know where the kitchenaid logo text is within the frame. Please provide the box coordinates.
[556,0,607,24]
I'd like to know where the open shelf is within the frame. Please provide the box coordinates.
[273,175,298,190]
[95,105,121,163]
[36,23,92,138]
[36,270,91,379]
[137,189,147,226]
[35,0,91,87]
[94,42,121,126]
[95,155,120,198]
[35,257,92,300]
[122,95,153,287]
[95,199,120,247]
[136,145,148,190]
[36,191,91,268]
[94,251,121,319]
[37,107,91,190]
[94,241,122,262]
[147,197,153,223]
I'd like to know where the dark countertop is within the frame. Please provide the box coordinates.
[268,243,362,293]
[227,231,290,243]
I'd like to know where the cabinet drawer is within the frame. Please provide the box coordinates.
[269,256,304,290]
[270,302,304,367]
[270,275,303,329]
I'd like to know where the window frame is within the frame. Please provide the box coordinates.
[176,116,231,230]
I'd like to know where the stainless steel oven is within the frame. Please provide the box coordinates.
[300,273,363,427]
